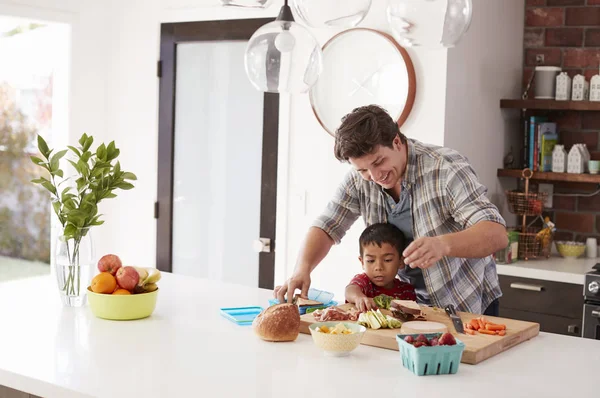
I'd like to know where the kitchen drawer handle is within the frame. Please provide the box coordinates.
[510,282,544,292]
[592,310,600,318]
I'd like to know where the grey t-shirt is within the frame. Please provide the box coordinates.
[383,183,431,305]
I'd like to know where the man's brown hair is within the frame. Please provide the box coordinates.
[333,105,407,162]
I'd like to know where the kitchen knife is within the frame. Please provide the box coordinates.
[444,304,465,334]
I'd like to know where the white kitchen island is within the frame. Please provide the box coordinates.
[1,272,599,398]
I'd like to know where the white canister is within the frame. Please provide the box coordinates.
[586,238,597,258]
[552,145,568,173]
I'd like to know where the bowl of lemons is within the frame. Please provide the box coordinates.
[308,322,366,357]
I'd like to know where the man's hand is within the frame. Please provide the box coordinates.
[274,272,311,304]
[403,236,450,269]
[354,296,378,313]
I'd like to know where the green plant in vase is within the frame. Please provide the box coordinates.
[30,133,137,306]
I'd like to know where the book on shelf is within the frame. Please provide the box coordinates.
[523,116,557,171]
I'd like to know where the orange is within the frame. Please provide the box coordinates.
[90,272,117,294]
[112,289,131,295]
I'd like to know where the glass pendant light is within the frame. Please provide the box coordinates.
[387,0,472,48]
[244,0,323,93]
[290,0,372,28]
[220,0,274,8]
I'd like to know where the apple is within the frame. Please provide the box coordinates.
[97,254,122,275]
[116,266,140,291]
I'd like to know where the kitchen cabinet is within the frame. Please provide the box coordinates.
[498,274,583,337]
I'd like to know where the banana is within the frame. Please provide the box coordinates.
[145,268,161,285]
[134,267,149,285]
[144,283,158,292]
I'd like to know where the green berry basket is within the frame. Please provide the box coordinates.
[396,333,465,376]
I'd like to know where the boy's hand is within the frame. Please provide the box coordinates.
[354,297,378,312]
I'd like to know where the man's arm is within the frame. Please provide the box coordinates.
[276,171,362,302]
[438,220,508,258]
[294,227,335,275]
[403,160,507,269]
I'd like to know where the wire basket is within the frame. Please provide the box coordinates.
[509,226,553,260]
[505,190,548,216]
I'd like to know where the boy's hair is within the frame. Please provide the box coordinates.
[334,104,408,162]
[359,223,407,258]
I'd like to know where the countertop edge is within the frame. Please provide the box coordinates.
[0,369,92,398]
[496,263,585,285]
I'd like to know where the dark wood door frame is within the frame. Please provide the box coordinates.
[156,19,279,289]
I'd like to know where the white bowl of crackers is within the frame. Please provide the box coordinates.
[308,322,366,357]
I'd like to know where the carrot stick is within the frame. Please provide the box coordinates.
[477,319,485,330]
[478,329,498,335]
[465,329,476,335]
[486,324,506,331]
[470,319,480,330]
[498,330,506,336]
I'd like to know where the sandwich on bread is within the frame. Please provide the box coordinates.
[294,294,322,307]
[390,300,426,322]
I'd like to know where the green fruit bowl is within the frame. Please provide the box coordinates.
[87,287,158,320]
[555,241,586,258]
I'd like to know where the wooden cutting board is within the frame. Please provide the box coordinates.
[299,304,540,365]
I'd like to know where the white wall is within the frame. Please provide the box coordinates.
[3,0,524,302]
[444,0,524,227]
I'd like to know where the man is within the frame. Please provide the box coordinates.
[275,105,508,315]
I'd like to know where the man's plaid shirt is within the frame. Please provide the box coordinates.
[313,139,505,314]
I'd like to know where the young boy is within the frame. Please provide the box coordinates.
[345,223,417,312]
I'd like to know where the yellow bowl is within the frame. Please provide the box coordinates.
[87,287,158,320]
[555,241,586,258]
[309,322,366,356]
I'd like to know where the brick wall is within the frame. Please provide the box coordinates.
[523,0,600,242]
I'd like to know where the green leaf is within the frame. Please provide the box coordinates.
[68,159,80,174]
[63,198,77,210]
[30,156,46,166]
[64,224,77,239]
[96,143,107,161]
[55,169,64,178]
[116,182,134,190]
[78,133,88,147]
[31,177,48,184]
[37,135,50,158]
[107,141,118,161]
[121,172,137,181]
[90,214,104,226]
[83,136,94,152]
[60,187,71,202]
[50,149,67,172]
[114,161,121,176]
[52,200,61,217]
[81,151,92,163]
[67,145,82,157]
[104,192,117,199]
[41,181,57,196]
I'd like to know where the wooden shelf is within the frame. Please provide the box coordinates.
[497,168,600,183]
[500,99,600,111]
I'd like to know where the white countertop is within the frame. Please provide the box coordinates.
[496,255,598,284]
[1,273,599,398]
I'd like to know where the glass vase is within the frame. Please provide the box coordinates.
[53,227,95,307]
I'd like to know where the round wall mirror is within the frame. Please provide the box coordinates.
[309,28,416,137]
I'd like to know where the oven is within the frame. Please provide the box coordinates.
[583,265,600,340]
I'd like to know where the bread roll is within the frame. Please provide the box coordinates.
[252,303,300,342]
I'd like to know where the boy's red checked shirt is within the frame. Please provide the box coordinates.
[349,273,417,300]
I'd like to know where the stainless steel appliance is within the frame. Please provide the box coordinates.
[583,264,600,339]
